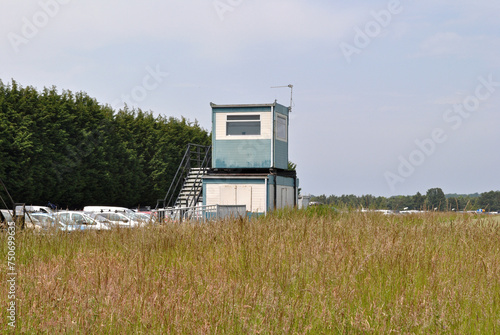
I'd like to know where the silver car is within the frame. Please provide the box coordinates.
[26,212,66,231]
[55,211,110,231]
[87,212,143,228]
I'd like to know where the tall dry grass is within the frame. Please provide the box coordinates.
[1,208,500,333]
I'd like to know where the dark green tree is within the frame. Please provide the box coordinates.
[426,188,446,211]
[479,191,500,212]
[412,192,426,210]
[0,80,211,209]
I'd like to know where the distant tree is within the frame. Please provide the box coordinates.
[479,191,500,212]
[375,196,388,209]
[412,192,426,210]
[426,188,446,211]
[311,194,327,205]
[309,190,500,212]
[447,197,459,211]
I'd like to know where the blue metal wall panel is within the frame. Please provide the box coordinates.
[274,104,289,116]
[213,139,271,168]
[274,140,288,170]
[273,103,289,169]
[276,176,295,187]
[267,174,274,210]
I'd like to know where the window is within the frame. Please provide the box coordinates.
[73,213,85,225]
[58,213,71,225]
[226,114,261,136]
[276,115,287,141]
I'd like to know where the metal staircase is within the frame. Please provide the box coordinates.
[174,167,208,208]
[156,144,211,210]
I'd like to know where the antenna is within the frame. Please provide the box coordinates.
[271,84,293,112]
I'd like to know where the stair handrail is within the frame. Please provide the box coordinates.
[157,143,211,209]
[176,145,211,208]
[185,146,212,218]
[157,144,193,209]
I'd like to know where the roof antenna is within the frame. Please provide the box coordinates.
[271,84,293,112]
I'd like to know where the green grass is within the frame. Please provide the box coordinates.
[1,209,500,333]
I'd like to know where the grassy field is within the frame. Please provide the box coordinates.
[1,208,500,334]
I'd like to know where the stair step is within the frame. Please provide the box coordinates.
[173,167,208,207]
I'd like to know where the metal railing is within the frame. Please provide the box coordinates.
[156,204,246,223]
[156,143,211,209]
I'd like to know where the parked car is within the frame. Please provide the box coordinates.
[15,205,53,216]
[130,211,156,225]
[87,211,144,228]
[1,209,14,224]
[1,209,15,229]
[83,206,134,214]
[25,212,66,231]
[54,211,110,231]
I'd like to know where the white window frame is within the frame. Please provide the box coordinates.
[276,114,287,142]
[226,114,261,136]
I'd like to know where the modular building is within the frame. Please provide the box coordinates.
[210,102,289,169]
[203,102,298,215]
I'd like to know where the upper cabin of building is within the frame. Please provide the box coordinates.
[210,102,289,170]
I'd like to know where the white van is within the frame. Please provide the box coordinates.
[83,206,133,214]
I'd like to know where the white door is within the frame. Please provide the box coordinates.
[219,185,252,212]
[237,186,252,212]
[220,186,236,205]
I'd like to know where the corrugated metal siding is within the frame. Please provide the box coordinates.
[276,186,295,209]
[267,178,274,210]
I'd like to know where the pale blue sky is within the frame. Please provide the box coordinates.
[2,0,499,197]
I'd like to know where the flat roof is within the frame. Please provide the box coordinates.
[210,102,277,108]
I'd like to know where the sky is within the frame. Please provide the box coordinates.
[1,0,499,197]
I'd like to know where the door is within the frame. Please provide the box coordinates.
[220,186,236,205]
[237,186,252,212]
[219,185,252,212]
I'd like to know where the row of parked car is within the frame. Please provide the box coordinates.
[0,205,157,232]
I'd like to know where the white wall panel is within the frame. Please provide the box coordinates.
[215,112,272,140]
[206,183,266,213]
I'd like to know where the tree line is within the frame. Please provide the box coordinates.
[311,188,500,212]
[0,80,210,209]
